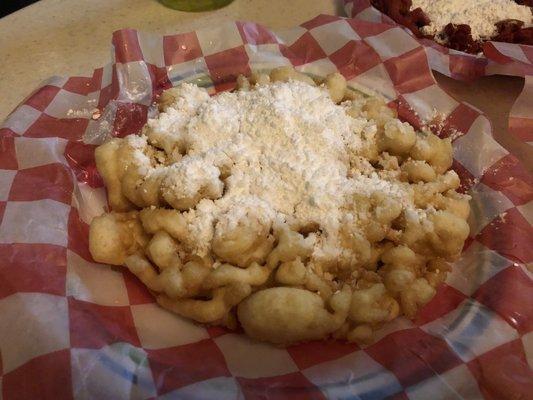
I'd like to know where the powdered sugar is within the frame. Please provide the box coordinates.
[137,81,417,258]
[411,0,532,41]
[348,172,413,207]
[66,107,100,119]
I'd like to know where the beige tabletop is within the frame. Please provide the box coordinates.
[0,0,530,168]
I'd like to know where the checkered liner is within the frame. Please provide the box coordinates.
[0,14,531,400]
[344,0,533,144]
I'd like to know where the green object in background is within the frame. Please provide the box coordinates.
[159,0,234,11]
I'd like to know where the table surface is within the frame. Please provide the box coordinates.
[0,0,530,168]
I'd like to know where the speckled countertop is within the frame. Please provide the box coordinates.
[0,0,529,166]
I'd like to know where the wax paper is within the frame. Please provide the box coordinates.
[0,14,531,400]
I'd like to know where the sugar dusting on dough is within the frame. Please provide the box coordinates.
[411,0,532,40]
[135,81,415,256]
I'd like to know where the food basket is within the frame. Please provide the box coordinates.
[0,14,531,399]
[344,0,533,144]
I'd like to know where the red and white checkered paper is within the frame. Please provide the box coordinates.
[344,0,533,144]
[0,15,532,400]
